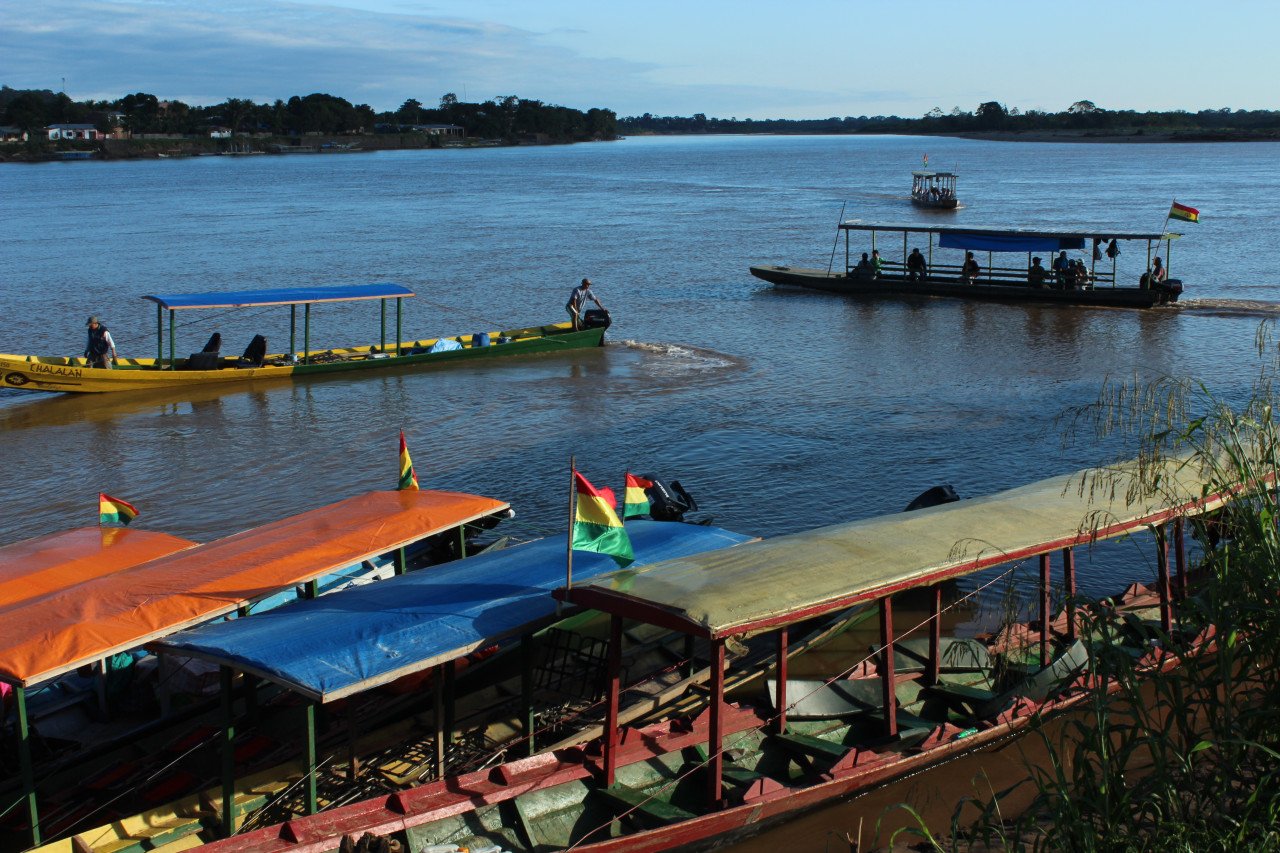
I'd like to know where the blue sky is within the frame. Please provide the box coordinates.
[2,0,1274,118]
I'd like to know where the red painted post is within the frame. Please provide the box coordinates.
[1062,547,1077,642]
[1040,553,1051,667]
[775,626,788,735]
[878,597,897,738]
[708,638,725,809]
[604,615,622,788]
[1157,526,1172,636]
[927,584,942,686]
[1174,517,1188,602]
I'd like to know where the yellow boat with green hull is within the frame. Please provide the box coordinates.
[0,284,607,395]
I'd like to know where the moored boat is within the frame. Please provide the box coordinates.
[0,284,607,395]
[183,455,1236,853]
[751,220,1186,308]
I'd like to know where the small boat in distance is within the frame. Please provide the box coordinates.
[911,170,958,209]
[0,283,608,394]
[751,220,1185,309]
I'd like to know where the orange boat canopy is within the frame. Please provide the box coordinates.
[0,490,509,687]
[0,527,197,613]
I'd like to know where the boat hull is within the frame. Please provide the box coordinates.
[0,323,604,394]
[910,197,958,210]
[749,265,1178,309]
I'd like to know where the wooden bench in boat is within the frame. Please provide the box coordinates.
[597,784,697,826]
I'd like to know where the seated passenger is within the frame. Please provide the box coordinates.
[906,248,927,282]
[870,249,884,278]
[1028,257,1048,288]
[1052,251,1070,287]
[1150,256,1166,283]
[960,251,981,284]
[852,252,874,280]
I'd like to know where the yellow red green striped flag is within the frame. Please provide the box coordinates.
[572,471,633,566]
[99,493,139,526]
[1168,201,1200,223]
[623,472,653,519]
[398,430,419,490]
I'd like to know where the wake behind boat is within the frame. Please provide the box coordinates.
[0,284,608,395]
[752,220,1186,309]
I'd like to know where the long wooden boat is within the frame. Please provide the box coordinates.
[189,456,1235,853]
[0,284,605,394]
[910,170,958,209]
[752,221,1186,308]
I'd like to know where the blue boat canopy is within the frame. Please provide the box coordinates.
[938,232,1086,253]
[142,283,415,311]
[152,520,754,702]
[839,221,1180,243]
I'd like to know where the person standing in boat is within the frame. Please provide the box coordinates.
[84,315,117,369]
[566,278,606,330]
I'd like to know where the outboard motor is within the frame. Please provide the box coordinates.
[904,484,960,513]
[644,476,698,522]
[1157,279,1183,303]
[581,309,612,330]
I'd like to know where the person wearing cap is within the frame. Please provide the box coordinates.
[566,278,605,331]
[84,316,117,369]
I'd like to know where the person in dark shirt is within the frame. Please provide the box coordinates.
[960,252,981,284]
[1028,257,1048,288]
[906,248,927,282]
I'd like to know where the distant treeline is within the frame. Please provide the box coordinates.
[619,100,1280,138]
[0,87,617,142]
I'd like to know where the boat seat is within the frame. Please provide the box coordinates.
[772,731,849,762]
[929,639,1089,721]
[871,637,991,674]
[596,785,697,826]
[237,334,267,368]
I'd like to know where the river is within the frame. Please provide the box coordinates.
[1,134,1276,846]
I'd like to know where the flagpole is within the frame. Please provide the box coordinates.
[565,455,576,594]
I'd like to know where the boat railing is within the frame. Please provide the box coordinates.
[867,260,1118,287]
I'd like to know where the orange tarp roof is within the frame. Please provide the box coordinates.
[0,527,198,611]
[0,490,508,687]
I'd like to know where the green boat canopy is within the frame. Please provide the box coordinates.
[142,283,415,311]
[564,457,1229,640]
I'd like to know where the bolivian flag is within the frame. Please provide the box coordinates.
[398,430,419,491]
[1169,201,1200,223]
[572,471,634,566]
[99,493,139,526]
[623,472,653,519]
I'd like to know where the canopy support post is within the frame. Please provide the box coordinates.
[521,633,536,757]
[878,597,897,738]
[156,303,163,366]
[304,579,318,599]
[395,546,407,576]
[844,229,849,274]
[347,699,361,783]
[1174,518,1188,602]
[902,231,908,271]
[16,686,40,848]
[681,634,695,679]
[927,232,933,275]
[433,664,446,780]
[457,525,467,560]
[169,309,176,370]
[1146,240,1152,286]
[987,250,993,283]
[604,615,622,787]
[774,626,788,735]
[1157,526,1173,636]
[927,584,942,686]
[1040,553,1052,667]
[304,702,318,815]
[1112,253,1118,289]
[1063,547,1077,643]
[304,303,311,364]
[395,297,403,355]
[380,300,386,354]
[1167,238,1174,281]
[290,305,297,360]
[444,660,456,744]
[708,637,725,811]
[220,666,236,838]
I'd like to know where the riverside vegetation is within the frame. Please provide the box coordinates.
[890,325,1280,852]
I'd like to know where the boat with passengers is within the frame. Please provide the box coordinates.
[751,220,1185,308]
[0,284,608,395]
[910,170,959,209]
[158,454,1241,853]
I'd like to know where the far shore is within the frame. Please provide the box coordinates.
[949,128,1280,143]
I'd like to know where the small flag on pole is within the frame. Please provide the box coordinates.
[1168,201,1200,223]
[398,430,419,490]
[623,472,654,519]
[572,471,634,566]
[99,493,139,526]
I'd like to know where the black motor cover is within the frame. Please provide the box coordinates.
[645,476,698,522]
[904,484,960,512]
[581,309,612,330]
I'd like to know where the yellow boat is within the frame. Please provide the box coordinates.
[0,283,607,394]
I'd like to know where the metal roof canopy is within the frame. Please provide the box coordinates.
[0,490,508,687]
[562,457,1229,640]
[911,171,956,178]
[142,283,415,311]
[0,527,197,612]
[840,221,1181,242]
[154,521,755,703]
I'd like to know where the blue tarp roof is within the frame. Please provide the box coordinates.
[153,520,753,702]
[938,232,1087,253]
[142,284,415,311]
